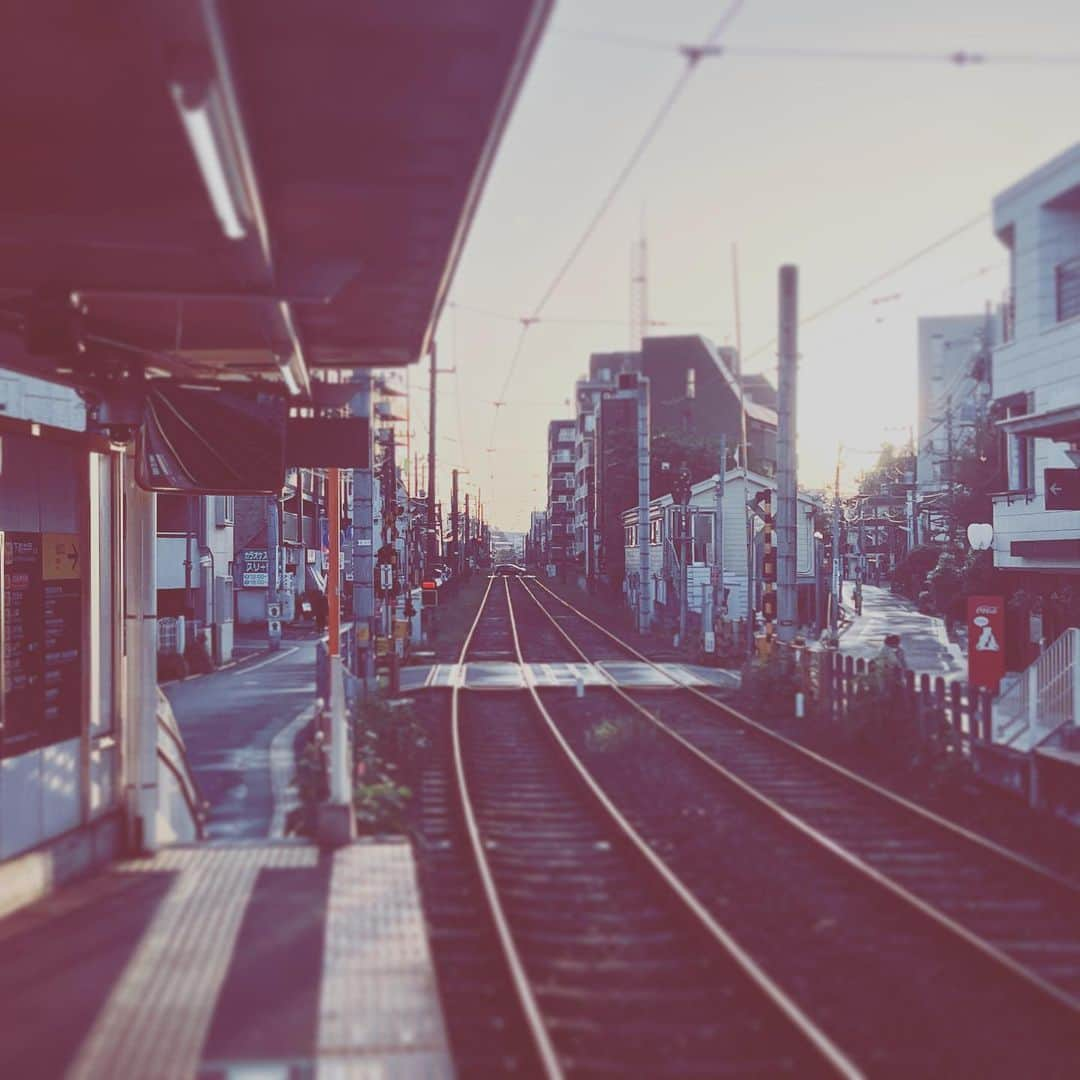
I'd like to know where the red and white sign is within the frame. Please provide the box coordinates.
[967,595,1005,693]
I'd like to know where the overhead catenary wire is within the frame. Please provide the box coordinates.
[742,210,991,366]
[556,28,1080,67]
[487,0,749,455]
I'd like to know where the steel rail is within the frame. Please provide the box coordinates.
[526,576,1080,895]
[502,578,863,1079]
[517,577,1080,1017]
[451,574,564,1079]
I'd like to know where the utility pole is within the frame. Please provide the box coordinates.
[636,374,652,634]
[464,492,471,577]
[427,344,437,568]
[450,468,460,576]
[350,373,374,683]
[776,265,799,643]
[944,392,955,541]
[266,492,281,650]
[711,432,726,643]
[733,243,753,658]
[674,463,692,648]
[830,446,843,639]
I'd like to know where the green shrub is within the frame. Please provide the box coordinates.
[157,651,188,682]
[184,634,214,674]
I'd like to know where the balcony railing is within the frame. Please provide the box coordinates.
[1056,256,1080,323]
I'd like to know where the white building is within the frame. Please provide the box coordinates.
[991,143,1080,591]
[916,313,994,541]
[621,469,820,631]
[156,494,235,664]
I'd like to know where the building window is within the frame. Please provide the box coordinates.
[215,495,234,526]
[649,518,661,545]
[691,512,713,564]
[686,367,696,399]
[1007,434,1034,493]
[1056,256,1080,323]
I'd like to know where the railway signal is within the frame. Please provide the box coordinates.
[421,579,439,607]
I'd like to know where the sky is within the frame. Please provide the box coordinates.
[399,0,1080,532]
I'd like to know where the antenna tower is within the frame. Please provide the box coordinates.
[630,223,648,350]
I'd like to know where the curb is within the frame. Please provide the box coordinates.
[159,646,277,688]
[269,701,322,839]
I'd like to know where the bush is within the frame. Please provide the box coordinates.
[157,651,188,682]
[286,731,329,838]
[584,713,657,756]
[351,696,430,835]
[891,545,941,601]
[926,551,964,614]
[184,635,214,674]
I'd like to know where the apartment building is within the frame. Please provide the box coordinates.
[990,143,1080,633]
[546,419,576,567]
[156,494,236,664]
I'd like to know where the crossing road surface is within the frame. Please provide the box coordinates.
[163,643,317,839]
[840,583,966,677]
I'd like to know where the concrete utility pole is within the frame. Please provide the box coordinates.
[636,374,652,633]
[830,446,843,638]
[464,492,471,576]
[266,492,281,650]
[427,344,438,567]
[321,465,355,846]
[711,432,726,638]
[350,372,374,682]
[450,468,460,575]
[745,483,756,658]
[776,265,799,643]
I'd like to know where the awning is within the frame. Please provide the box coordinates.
[997,404,1080,443]
[0,1,552,397]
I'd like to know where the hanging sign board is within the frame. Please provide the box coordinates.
[242,549,270,588]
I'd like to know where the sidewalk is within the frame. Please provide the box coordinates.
[840,583,966,678]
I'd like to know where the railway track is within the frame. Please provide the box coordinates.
[451,575,857,1078]
[504,577,1080,1062]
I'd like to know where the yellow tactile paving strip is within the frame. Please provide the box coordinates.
[316,841,454,1079]
[61,841,452,1079]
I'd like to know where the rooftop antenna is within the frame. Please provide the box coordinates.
[630,207,649,350]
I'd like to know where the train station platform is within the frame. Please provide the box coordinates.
[0,839,452,1079]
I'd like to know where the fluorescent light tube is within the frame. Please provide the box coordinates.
[171,85,247,240]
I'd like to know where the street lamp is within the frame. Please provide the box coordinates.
[966,523,993,551]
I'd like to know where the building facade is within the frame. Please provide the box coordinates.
[621,469,820,633]
[915,313,995,542]
[990,143,1080,629]
[546,419,575,567]
[0,375,125,864]
[157,494,235,664]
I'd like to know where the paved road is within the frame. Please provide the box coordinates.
[164,643,317,839]
[840,583,965,677]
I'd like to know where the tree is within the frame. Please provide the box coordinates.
[649,432,730,501]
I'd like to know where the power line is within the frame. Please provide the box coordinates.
[743,210,990,365]
[487,0,749,455]
[556,29,1080,67]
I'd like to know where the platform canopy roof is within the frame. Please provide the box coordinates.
[0,0,551,400]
